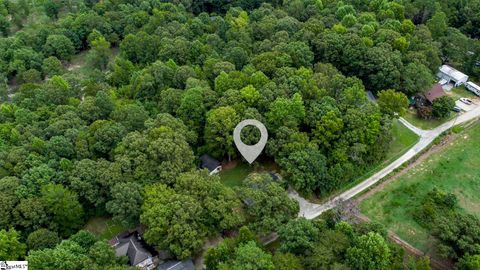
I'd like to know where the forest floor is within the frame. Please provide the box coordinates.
[359,121,480,260]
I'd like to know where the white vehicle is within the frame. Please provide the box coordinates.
[460,98,473,105]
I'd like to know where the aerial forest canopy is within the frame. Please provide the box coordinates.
[0,0,479,267]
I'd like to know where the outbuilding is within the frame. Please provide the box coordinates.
[437,65,469,87]
[465,81,480,96]
[200,154,222,175]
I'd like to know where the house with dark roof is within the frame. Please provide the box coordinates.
[424,84,446,104]
[200,154,222,175]
[158,259,195,270]
[110,232,156,270]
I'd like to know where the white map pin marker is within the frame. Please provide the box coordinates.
[233,119,268,164]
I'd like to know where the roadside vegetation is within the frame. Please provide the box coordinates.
[361,122,480,263]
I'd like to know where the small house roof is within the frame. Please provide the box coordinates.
[424,84,446,103]
[111,232,153,266]
[158,260,195,270]
[439,65,468,82]
[200,154,221,172]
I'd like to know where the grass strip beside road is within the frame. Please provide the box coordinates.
[360,122,480,256]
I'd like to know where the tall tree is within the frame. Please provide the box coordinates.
[0,228,26,260]
[346,232,391,270]
[377,89,409,117]
[204,106,240,161]
[40,183,84,237]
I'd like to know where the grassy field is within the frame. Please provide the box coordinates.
[84,217,130,240]
[385,119,420,161]
[403,109,455,130]
[360,122,480,254]
[219,159,280,188]
[219,163,253,187]
[448,86,478,99]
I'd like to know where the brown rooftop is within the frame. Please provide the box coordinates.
[424,84,446,103]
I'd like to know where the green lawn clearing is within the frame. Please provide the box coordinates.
[360,122,480,254]
[219,159,280,188]
[385,119,420,161]
[219,162,253,188]
[84,217,130,240]
[448,85,478,99]
[403,109,455,130]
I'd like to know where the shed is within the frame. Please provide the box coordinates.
[437,65,469,87]
[424,84,446,104]
[465,81,480,96]
[200,154,222,175]
[158,260,195,270]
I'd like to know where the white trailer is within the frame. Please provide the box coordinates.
[465,81,480,96]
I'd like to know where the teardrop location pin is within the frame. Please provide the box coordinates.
[233,119,268,164]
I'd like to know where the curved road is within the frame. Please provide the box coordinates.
[291,105,480,219]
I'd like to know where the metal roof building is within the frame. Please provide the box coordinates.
[437,65,469,87]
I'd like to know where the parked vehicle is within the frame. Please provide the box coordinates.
[460,98,473,105]
[452,106,461,113]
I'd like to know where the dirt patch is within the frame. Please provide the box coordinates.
[222,160,238,170]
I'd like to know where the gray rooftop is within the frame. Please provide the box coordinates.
[158,260,195,270]
[114,234,152,266]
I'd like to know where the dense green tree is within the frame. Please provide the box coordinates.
[13,198,48,233]
[204,106,239,161]
[106,182,143,228]
[236,173,299,234]
[279,148,328,193]
[427,11,448,38]
[42,56,64,78]
[377,89,409,117]
[40,183,84,237]
[43,35,75,60]
[267,93,305,131]
[114,128,195,185]
[174,170,245,231]
[107,57,136,87]
[278,218,320,255]
[432,96,455,118]
[111,103,148,132]
[177,87,208,134]
[88,36,111,70]
[141,183,205,259]
[220,241,275,270]
[402,63,435,95]
[456,255,480,270]
[0,228,26,260]
[27,229,61,251]
[346,232,391,270]
[120,31,160,64]
[272,253,304,270]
